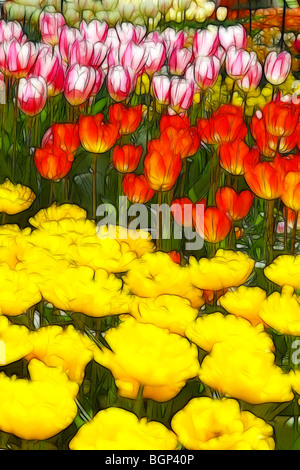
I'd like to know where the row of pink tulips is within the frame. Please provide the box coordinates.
[0,13,293,118]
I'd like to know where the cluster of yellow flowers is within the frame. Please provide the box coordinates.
[4,0,215,28]
[2,181,300,449]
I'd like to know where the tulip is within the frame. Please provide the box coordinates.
[48,61,65,97]
[216,187,254,221]
[262,101,300,138]
[0,39,38,79]
[282,172,300,212]
[106,65,135,102]
[80,20,108,44]
[108,103,143,135]
[59,26,82,63]
[169,77,194,114]
[30,45,62,89]
[17,76,47,117]
[41,123,80,154]
[112,144,143,173]
[133,25,147,44]
[144,40,166,76]
[90,42,108,69]
[264,51,291,86]
[167,251,181,264]
[243,149,284,200]
[193,26,219,58]
[168,47,193,76]
[64,64,95,106]
[171,197,194,227]
[39,12,66,46]
[120,41,148,75]
[218,24,247,51]
[160,125,200,159]
[144,146,182,192]
[161,28,185,58]
[68,39,94,67]
[193,206,232,244]
[218,139,250,175]
[122,173,155,203]
[216,7,228,22]
[90,67,105,97]
[79,113,119,154]
[226,47,257,80]
[105,27,120,52]
[152,74,171,105]
[0,20,24,43]
[115,22,136,44]
[237,60,263,92]
[194,56,221,90]
[34,146,74,181]
[198,105,247,145]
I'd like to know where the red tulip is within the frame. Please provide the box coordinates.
[262,101,300,138]
[41,123,80,154]
[122,173,155,203]
[198,104,247,145]
[144,139,182,192]
[216,187,254,221]
[218,139,250,175]
[108,103,143,135]
[34,146,74,181]
[112,144,143,173]
[193,205,232,244]
[79,113,119,154]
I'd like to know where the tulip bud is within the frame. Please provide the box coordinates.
[216,7,227,22]
[17,76,47,116]
[264,51,291,86]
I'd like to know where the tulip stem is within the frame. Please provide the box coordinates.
[280,0,287,51]
[156,191,162,251]
[266,199,275,263]
[12,79,19,180]
[92,154,98,221]
[49,180,54,205]
[180,159,187,197]
[291,210,298,255]
[133,385,145,419]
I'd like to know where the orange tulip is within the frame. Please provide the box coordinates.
[262,101,300,138]
[41,123,80,154]
[112,144,143,173]
[108,103,143,136]
[161,126,200,159]
[216,187,254,221]
[218,139,250,175]
[144,140,182,192]
[243,149,284,200]
[167,251,181,264]
[122,173,156,203]
[193,204,232,244]
[34,146,74,181]
[282,172,300,212]
[79,113,119,154]
[197,104,248,145]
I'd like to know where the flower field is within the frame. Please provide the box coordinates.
[0,0,300,451]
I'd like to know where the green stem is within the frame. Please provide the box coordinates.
[92,155,98,221]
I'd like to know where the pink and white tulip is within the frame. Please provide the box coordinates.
[0,39,38,79]
[237,60,263,92]
[64,64,95,106]
[152,74,171,105]
[0,20,24,43]
[39,12,66,46]
[170,77,194,113]
[106,65,134,102]
[80,20,108,44]
[194,56,221,90]
[225,47,256,80]
[17,76,47,116]
[168,47,193,76]
[59,26,82,63]
[193,26,219,58]
[120,41,148,75]
[144,40,166,76]
[161,28,186,58]
[68,39,94,67]
[218,24,247,51]
[264,51,291,86]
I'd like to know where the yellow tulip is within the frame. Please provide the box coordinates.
[219,286,267,326]
[264,255,300,290]
[69,407,178,450]
[0,179,35,215]
[171,397,275,450]
[29,203,87,228]
[94,317,200,401]
[0,316,33,365]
